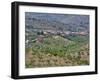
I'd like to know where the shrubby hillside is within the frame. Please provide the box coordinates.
[25,12,89,68]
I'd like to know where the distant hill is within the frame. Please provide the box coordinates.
[25,12,89,32]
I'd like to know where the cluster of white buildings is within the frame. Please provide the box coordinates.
[43,30,88,36]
